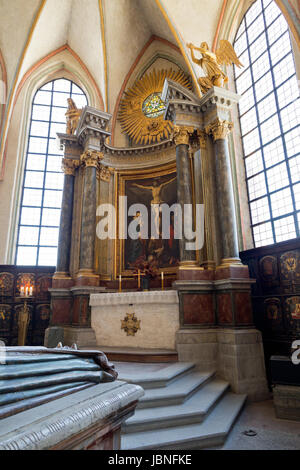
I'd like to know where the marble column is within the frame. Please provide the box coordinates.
[206,118,241,268]
[173,125,197,266]
[53,158,78,285]
[76,150,103,286]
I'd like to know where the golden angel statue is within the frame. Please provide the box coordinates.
[187,40,243,94]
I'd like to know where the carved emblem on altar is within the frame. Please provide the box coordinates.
[118,68,192,145]
[121,313,141,336]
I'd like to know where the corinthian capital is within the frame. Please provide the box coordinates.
[61,158,80,176]
[205,118,233,141]
[80,150,104,168]
[173,125,194,146]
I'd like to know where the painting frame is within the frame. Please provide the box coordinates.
[114,162,179,278]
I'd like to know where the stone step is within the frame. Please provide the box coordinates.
[121,392,247,450]
[118,362,195,389]
[87,346,178,363]
[122,378,230,433]
[137,370,215,409]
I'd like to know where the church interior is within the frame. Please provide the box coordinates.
[0,0,300,451]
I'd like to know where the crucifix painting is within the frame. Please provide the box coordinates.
[124,172,179,271]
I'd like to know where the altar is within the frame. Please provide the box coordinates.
[90,290,179,350]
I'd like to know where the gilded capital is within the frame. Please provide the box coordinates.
[61,158,79,176]
[205,118,233,141]
[173,125,194,146]
[80,150,104,168]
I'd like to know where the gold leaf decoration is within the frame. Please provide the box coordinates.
[119,68,192,145]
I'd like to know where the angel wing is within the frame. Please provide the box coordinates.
[215,39,243,68]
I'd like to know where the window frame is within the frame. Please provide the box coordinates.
[15,78,87,266]
[234,0,300,248]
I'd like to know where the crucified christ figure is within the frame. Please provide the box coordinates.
[132,177,176,237]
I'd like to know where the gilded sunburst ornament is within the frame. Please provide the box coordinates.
[118,69,192,145]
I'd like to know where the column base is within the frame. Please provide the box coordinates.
[178,260,207,281]
[52,272,74,288]
[75,269,99,287]
[215,259,249,280]
[44,326,97,348]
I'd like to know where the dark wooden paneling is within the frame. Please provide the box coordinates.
[0,265,54,346]
[240,238,300,384]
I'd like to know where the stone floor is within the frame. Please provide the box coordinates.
[211,399,300,450]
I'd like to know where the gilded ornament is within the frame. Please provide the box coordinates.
[121,313,141,336]
[205,118,233,141]
[173,125,195,146]
[80,150,104,168]
[119,69,192,145]
[187,40,243,94]
[98,165,112,182]
[61,158,79,176]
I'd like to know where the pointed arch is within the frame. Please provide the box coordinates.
[0,0,47,180]
[0,44,104,180]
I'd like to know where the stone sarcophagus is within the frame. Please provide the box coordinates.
[0,345,143,450]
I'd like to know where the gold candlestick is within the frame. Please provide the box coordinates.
[119,275,122,292]
[161,271,164,290]
[138,269,141,289]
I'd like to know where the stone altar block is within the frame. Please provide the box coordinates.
[90,291,179,350]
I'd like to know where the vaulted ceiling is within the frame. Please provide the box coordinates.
[0,0,298,155]
[0,0,228,113]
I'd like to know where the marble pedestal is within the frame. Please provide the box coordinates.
[90,290,180,350]
[176,327,269,401]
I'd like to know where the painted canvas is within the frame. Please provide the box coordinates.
[124,172,179,270]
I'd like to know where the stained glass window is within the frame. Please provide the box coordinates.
[234,0,300,248]
[16,79,87,266]
[142,93,165,118]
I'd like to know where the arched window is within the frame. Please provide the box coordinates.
[234,0,300,247]
[16,78,87,266]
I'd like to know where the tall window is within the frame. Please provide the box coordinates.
[16,79,87,266]
[234,0,300,247]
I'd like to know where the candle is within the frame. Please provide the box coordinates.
[138,269,141,289]
[29,286,33,296]
[119,275,122,292]
[25,286,29,297]
[161,271,164,290]
[20,286,25,296]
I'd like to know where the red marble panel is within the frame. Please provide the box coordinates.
[51,297,72,325]
[178,269,215,281]
[72,295,90,327]
[183,293,214,324]
[234,292,253,324]
[217,293,233,324]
